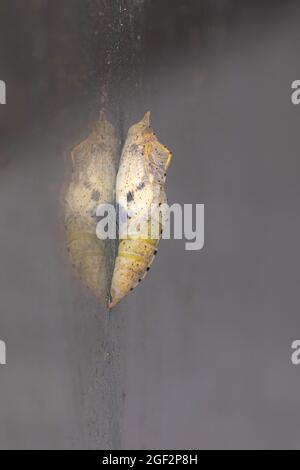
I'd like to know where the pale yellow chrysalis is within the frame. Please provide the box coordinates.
[109,112,173,308]
[65,114,120,303]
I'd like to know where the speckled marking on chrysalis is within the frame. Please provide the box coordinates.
[109,112,173,308]
[65,114,120,303]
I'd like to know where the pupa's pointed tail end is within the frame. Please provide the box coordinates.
[107,287,122,310]
[107,298,122,310]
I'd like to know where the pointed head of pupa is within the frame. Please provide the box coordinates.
[127,111,173,171]
[94,110,120,144]
[127,111,152,136]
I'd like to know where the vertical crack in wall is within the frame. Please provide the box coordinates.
[79,0,147,449]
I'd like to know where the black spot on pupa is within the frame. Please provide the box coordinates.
[138,279,142,283]
[154,250,158,255]
[136,181,145,191]
[127,191,134,202]
[130,143,139,153]
[147,267,150,271]
[130,287,134,291]
[91,190,100,202]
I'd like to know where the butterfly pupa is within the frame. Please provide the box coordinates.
[65,114,120,303]
[108,112,173,308]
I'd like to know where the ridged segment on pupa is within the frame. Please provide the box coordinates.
[109,112,173,308]
[65,114,120,303]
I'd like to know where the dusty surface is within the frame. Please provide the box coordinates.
[1,0,300,449]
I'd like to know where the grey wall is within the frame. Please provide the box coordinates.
[0,0,300,449]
